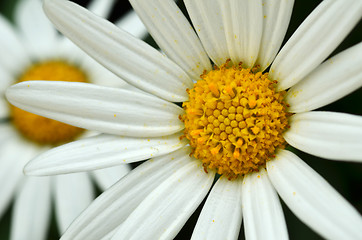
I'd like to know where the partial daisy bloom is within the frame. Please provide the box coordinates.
[0,0,147,239]
[6,0,362,239]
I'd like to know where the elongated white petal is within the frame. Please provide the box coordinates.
[92,165,131,191]
[25,132,186,176]
[43,0,192,102]
[0,15,29,74]
[285,111,362,161]
[184,0,229,66]
[10,177,52,240]
[286,42,362,113]
[61,147,192,240]
[0,131,39,218]
[130,0,211,80]
[6,81,184,137]
[257,0,294,70]
[87,0,115,18]
[15,0,58,59]
[220,0,263,67]
[54,173,95,234]
[115,10,148,39]
[191,177,243,240]
[270,0,362,90]
[113,159,214,239]
[267,150,362,240]
[242,169,288,240]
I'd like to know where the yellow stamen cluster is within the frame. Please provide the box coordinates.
[181,62,289,179]
[10,61,88,145]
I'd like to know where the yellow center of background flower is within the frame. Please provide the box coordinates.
[182,62,289,179]
[10,61,88,145]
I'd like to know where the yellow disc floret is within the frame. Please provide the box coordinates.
[181,62,289,179]
[10,61,88,145]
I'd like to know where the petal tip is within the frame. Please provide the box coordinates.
[23,160,40,176]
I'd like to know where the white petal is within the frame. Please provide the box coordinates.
[43,0,192,102]
[284,111,362,161]
[0,93,10,120]
[54,173,95,234]
[81,56,130,88]
[267,150,362,240]
[87,0,115,18]
[242,169,288,240]
[115,10,148,40]
[191,177,243,240]
[0,15,30,74]
[0,131,39,218]
[10,177,52,240]
[220,0,263,67]
[130,0,211,80]
[0,66,14,119]
[15,0,58,59]
[100,227,119,240]
[0,99,9,119]
[92,165,131,191]
[270,0,362,90]
[184,0,229,66]
[77,0,119,82]
[113,159,214,239]
[6,81,184,137]
[256,0,294,70]
[61,147,193,240]
[0,65,13,92]
[54,36,86,66]
[25,132,186,176]
[286,42,362,113]
[0,123,15,139]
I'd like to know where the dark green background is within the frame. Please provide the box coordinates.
[0,0,361,239]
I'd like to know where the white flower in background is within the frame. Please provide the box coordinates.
[6,0,362,239]
[0,0,147,239]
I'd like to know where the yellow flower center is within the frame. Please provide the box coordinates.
[10,61,88,145]
[181,62,289,179]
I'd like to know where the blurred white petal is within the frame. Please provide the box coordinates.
[10,177,52,240]
[54,173,95,234]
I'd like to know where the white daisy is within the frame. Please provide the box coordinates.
[0,0,147,239]
[6,0,362,239]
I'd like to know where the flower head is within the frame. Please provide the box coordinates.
[0,0,146,238]
[6,0,362,239]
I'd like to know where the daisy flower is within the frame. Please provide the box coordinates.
[6,0,362,239]
[0,0,146,238]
